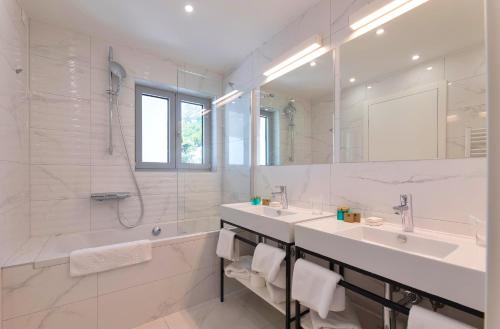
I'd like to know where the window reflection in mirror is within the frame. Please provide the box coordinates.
[337,0,486,163]
[258,50,334,166]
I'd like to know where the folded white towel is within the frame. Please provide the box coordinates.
[292,259,344,319]
[408,306,475,329]
[251,243,286,283]
[70,240,152,277]
[310,304,362,329]
[216,228,239,261]
[267,282,287,304]
[224,255,252,280]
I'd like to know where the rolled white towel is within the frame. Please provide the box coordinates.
[225,255,252,280]
[251,243,286,283]
[408,306,475,329]
[310,302,362,329]
[216,228,239,261]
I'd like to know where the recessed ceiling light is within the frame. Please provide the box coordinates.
[349,77,356,83]
[367,85,372,89]
[448,82,452,86]
[376,28,385,35]
[310,61,317,67]
[426,66,433,71]
[412,54,420,61]
[184,4,194,13]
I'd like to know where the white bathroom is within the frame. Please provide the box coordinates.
[0,0,499,328]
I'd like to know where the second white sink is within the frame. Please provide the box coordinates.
[336,226,459,259]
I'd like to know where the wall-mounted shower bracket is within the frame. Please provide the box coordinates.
[91,192,131,201]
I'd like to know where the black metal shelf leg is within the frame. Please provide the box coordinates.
[220,219,224,303]
[295,247,302,329]
[285,244,292,329]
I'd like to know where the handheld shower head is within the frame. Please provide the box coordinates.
[110,61,126,81]
[283,101,297,124]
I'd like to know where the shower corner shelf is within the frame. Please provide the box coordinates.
[91,192,131,201]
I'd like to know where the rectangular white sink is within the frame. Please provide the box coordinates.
[336,226,459,259]
[295,219,486,311]
[220,203,332,243]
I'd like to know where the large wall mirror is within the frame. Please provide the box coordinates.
[258,49,334,166]
[337,0,486,163]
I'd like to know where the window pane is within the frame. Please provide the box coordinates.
[142,95,169,163]
[259,116,268,165]
[181,101,204,164]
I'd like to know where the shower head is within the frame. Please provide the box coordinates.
[283,101,297,123]
[110,61,127,81]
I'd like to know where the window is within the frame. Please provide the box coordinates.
[258,109,274,165]
[136,85,212,170]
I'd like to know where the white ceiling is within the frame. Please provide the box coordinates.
[340,0,485,87]
[18,0,321,74]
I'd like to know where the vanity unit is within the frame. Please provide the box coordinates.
[219,202,333,329]
[293,218,485,327]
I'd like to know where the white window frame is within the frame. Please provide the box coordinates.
[135,84,212,170]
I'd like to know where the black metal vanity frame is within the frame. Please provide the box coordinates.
[293,245,484,329]
[220,219,299,329]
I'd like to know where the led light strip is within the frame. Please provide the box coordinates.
[214,90,244,108]
[261,35,326,83]
[350,0,429,37]
[264,47,329,83]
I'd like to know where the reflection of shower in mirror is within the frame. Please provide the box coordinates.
[283,101,297,162]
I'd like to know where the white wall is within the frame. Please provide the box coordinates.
[28,19,223,237]
[0,0,30,265]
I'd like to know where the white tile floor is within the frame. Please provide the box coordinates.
[134,290,283,329]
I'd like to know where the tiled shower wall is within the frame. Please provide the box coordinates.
[0,0,30,265]
[28,20,223,236]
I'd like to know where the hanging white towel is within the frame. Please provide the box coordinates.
[267,282,287,304]
[70,240,152,277]
[292,259,344,319]
[224,255,252,280]
[310,305,362,329]
[216,228,239,261]
[251,243,286,283]
[330,286,346,312]
[408,306,475,329]
[270,263,287,289]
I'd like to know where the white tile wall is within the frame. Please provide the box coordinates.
[28,19,223,236]
[1,232,225,329]
[228,0,487,236]
[0,0,30,268]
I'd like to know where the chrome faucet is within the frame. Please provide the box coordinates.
[272,185,288,209]
[392,194,414,232]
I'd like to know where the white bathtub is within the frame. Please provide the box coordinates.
[4,221,219,268]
